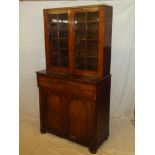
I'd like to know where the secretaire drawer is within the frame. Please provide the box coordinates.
[37,75,96,98]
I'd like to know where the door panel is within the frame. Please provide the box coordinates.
[46,93,63,132]
[69,99,94,143]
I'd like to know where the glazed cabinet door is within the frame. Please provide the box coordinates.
[68,98,95,144]
[73,7,104,77]
[44,9,71,74]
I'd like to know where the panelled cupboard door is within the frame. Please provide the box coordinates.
[45,93,64,134]
[43,6,107,77]
[68,98,95,144]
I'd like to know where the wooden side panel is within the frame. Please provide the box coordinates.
[43,10,50,69]
[39,88,46,133]
[103,7,113,76]
[46,94,63,132]
[96,76,111,145]
[98,7,104,77]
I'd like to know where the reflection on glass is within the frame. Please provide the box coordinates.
[58,14,68,31]
[48,14,58,30]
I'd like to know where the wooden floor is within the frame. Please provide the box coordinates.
[20,117,135,155]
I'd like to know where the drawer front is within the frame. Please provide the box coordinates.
[37,75,96,98]
[66,81,95,98]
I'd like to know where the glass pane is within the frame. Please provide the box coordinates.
[87,12,99,22]
[60,49,69,67]
[75,30,86,41]
[59,30,68,38]
[59,23,68,31]
[51,49,58,66]
[87,57,98,70]
[48,14,58,31]
[75,40,86,50]
[58,14,68,21]
[59,39,68,49]
[74,22,85,30]
[75,13,86,22]
[58,14,68,31]
[87,22,98,30]
[87,30,98,40]
[87,40,98,51]
[75,50,86,69]
[50,39,58,48]
[49,31,58,38]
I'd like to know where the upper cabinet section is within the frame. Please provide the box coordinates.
[43,5,113,78]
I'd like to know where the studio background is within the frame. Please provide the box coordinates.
[20,0,135,120]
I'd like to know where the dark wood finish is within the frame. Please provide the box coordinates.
[37,4,112,154]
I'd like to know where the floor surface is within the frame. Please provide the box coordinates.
[20,117,135,155]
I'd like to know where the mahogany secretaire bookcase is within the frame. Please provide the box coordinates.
[36,5,113,154]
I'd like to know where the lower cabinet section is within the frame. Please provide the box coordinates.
[37,71,111,154]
